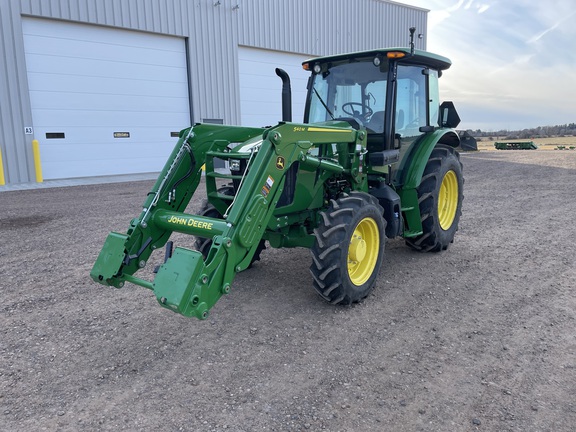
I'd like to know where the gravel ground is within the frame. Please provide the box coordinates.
[0,150,575,431]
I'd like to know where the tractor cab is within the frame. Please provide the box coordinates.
[302,47,459,161]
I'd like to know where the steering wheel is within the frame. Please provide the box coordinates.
[342,102,373,122]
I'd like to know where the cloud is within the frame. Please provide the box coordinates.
[463,0,491,13]
[526,9,576,44]
[477,4,490,13]
[427,0,491,30]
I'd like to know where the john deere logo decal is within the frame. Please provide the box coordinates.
[276,156,285,170]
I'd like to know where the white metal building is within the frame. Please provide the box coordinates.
[0,0,427,185]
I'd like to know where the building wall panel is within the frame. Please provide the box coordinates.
[0,0,35,183]
[237,0,426,56]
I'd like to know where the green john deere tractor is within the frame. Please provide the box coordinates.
[91,31,464,319]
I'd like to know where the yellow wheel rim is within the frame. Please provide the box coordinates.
[347,217,380,286]
[438,170,459,230]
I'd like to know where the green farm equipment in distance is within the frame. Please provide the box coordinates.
[91,29,465,319]
[494,141,538,150]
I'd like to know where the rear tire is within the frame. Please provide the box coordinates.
[405,144,464,252]
[310,192,386,305]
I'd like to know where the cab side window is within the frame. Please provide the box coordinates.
[395,65,427,137]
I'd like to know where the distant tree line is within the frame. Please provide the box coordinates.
[469,123,576,141]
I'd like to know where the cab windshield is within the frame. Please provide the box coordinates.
[307,58,389,133]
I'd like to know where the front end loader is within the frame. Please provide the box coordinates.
[91,33,464,319]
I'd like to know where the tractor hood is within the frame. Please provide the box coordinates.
[230,135,264,154]
[230,120,357,155]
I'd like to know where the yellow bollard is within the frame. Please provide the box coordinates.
[0,147,5,186]
[32,139,43,183]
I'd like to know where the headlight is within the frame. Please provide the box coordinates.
[229,159,241,172]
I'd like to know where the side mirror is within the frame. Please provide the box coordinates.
[439,101,460,128]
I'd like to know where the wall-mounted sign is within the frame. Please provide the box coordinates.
[114,132,130,138]
[25,127,33,134]
[46,132,65,139]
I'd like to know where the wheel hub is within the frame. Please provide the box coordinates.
[347,217,380,286]
[438,169,458,230]
[349,236,367,262]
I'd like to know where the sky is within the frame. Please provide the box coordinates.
[397,0,576,131]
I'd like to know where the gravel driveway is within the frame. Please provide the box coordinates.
[1,150,575,431]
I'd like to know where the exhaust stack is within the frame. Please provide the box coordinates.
[275,68,292,122]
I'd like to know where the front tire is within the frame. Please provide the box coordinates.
[405,145,464,252]
[310,192,386,305]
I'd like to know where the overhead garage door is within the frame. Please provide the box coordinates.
[22,18,190,180]
[238,47,312,128]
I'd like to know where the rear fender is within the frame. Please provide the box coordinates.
[400,129,459,189]
[397,129,459,237]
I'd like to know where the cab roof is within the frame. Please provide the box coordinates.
[303,47,452,71]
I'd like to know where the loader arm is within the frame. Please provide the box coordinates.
[90,123,264,318]
[91,122,358,319]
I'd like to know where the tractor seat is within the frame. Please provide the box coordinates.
[366,111,385,133]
